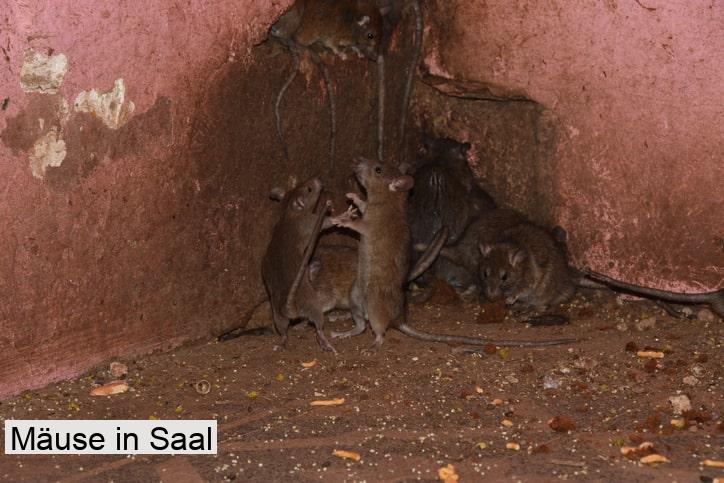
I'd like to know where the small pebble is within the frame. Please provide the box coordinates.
[109,362,128,379]
[543,374,562,389]
[683,376,700,386]
[669,395,692,415]
[697,308,716,323]
[635,316,657,331]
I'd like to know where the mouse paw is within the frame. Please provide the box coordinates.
[316,332,338,355]
[361,335,384,355]
[345,193,367,213]
[331,206,358,227]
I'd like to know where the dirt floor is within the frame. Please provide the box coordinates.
[0,287,722,482]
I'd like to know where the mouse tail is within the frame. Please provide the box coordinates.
[407,226,448,282]
[396,322,576,347]
[284,201,331,315]
[399,0,422,145]
[377,51,385,161]
[218,298,270,341]
[274,46,300,162]
[580,268,721,307]
[308,49,336,174]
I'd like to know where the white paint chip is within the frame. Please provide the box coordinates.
[29,127,67,179]
[74,78,135,129]
[20,50,68,94]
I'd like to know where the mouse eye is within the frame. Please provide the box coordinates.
[306,186,312,193]
[367,32,374,40]
[482,269,490,279]
[374,166,382,174]
[501,271,508,281]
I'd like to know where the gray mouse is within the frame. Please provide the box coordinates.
[408,136,496,246]
[407,135,497,290]
[261,176,337,352]
[270,0,387,171]
[331,157,576,350]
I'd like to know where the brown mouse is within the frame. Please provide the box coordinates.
[478,222,576,313]
[270,0,386,170]
[415,209,524,292]
[261,177,337,352]
[331,157,576,350]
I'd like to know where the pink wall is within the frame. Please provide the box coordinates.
[419,0,723,291]
[0,0,292,399]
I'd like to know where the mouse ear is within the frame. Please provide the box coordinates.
[379,4,392,15]
[389,174,414,192]
[551,226,568,244]
[479,243,492,257]
[357,15,370,26]
[509,250,527,267]
[269,187,286,202]
[308,258,321,283]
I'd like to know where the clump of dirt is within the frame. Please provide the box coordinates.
[0,289,721,482]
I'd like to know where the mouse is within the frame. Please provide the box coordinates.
[478,221,576,313]
[409,135,496,246]
[407,135,497,290]
[415,209,525,293]
[414,208,578,318]
[261,176,337,352]
[331,157,576,350]
[270,0,387,171]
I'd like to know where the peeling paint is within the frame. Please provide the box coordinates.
[29,127,67,178]
[20,50,68,94]
[74,79,135,129]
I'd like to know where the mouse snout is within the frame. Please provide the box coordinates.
[485,286,502,302]
[364,48,378,61]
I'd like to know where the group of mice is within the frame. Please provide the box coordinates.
[233,134,723,355]
[222,1,721,353]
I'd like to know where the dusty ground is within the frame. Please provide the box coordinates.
[0,288,722,482]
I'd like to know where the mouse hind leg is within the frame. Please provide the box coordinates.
[271,307,291,350]
[363,300,400,354]
[331,282,367,339]
[304,307,338,354]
